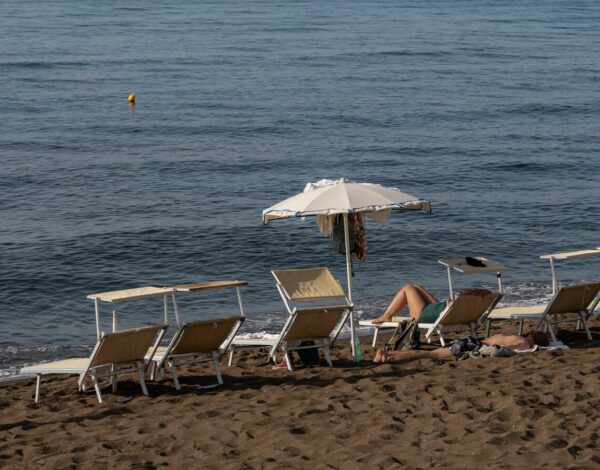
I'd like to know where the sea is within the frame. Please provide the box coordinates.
[1,0,600,376]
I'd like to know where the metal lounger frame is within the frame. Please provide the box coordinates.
[150,316,245,390]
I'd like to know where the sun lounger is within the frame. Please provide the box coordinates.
[486,282,600,341]
[420,291,502,345]
[228,267,353,370]
[360,291,502,347]
[148,316,244,390]
[359,317,412,347]
[21,324,168,403]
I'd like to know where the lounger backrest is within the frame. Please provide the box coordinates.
[272,267,346,301]
[441,292,502,325]
[170,316,243,355]
[91,325,166,367]
[547,282,600,315]
[283,305,348,341]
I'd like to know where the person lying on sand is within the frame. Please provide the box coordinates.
[373,331,550,363]
[372,283,490,325]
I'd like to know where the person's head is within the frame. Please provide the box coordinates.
[460,288,493,297]
[524,330,549,347]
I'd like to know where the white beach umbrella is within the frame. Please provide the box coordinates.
[262,178,432,357]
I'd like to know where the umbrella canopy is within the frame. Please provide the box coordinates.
[262,178,432,359]
[263,178,431,222]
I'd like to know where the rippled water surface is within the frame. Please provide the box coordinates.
[1,0,600,374]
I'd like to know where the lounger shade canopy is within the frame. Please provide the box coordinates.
[87,286,179,340]
[438,257,508,300]
[87,287,174,302]
[262,178,431,357]
[539,248,600,295]
[173,280,248,292]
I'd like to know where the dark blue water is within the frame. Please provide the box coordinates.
[2,0,600,375]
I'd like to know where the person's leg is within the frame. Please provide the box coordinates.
[373,346,453,363]
[413,285,437,304]
[373,284,430,322]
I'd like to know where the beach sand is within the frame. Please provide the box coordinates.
[1,322,600,469]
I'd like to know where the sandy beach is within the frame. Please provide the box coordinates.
[1,321,599,469]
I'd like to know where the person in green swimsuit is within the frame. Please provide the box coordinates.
[371,284,449,324]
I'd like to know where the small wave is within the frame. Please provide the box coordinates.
[372,50,454,58]
[485,160,582,174]
[0,60,91,70]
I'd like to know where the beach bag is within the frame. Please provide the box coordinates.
[385,319,421,352]
[296,340,320,364]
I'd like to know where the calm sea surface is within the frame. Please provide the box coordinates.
[1,0,600,375]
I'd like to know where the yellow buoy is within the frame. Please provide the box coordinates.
[128,92,136,104]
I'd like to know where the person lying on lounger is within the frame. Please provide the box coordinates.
[372,283,493,325]
[373,330,550,363]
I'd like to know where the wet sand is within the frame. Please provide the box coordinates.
[1,322,600,469]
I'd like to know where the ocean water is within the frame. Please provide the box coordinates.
[1,0,600,376]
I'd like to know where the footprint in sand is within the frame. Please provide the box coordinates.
[288,426,308,435]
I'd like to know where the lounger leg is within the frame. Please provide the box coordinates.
[78,372,86,391]
[137,362,149,397]
[469,324,477,338]
[518,319,524,336]
[485,319,491,338]
[578,312,593,340]
[437,329,445,347]
[34,375,41,403]
[92,375,103,403]
[372,327,379,348]
[170,363,181,390]
[227,348,234,368]
[545,320,558,343]
[212,354,224,385]
[149,361,157,381]
[323,344,333,367]
[284,353,293,371]
[110,365,116,392]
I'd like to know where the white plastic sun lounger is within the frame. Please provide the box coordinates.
[148,316,244,390]
[486,282,600,341]
[21,324,168,403]
[228,267,353,370]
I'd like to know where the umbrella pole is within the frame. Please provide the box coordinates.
[343,213,356,357]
